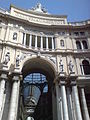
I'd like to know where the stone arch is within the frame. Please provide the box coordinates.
[20,56,57,120]
[21,56,57,79]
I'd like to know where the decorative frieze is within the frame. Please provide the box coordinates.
[14,12,66,25]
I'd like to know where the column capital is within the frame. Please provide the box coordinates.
[8,72,23,82]
[0,73,8,81]
[12,74,23,81]
[79,85,85,88]
[59,80,66,85]
[12,75,20,81]
[70,80,76,86]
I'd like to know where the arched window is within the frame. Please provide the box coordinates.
[76,41,82,49]
[82,60,90,75]
[82,40,88,49]
[60,40,64,47]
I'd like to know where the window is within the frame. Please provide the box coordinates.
[22,33,25,44]
[76,41,82,49]
[80,32,85,36]
[32,35,35,47]
[48,37,52,49]
[60,40,64,47]
[53,37,55,49]
[37,36,41,48]
[43,37,46,49]
[13,32,17,40]
[82,60,90,75]
[74,32,79,36]
[82,40,88,49]
[26,34,30,46]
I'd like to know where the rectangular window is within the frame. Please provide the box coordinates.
[53,37,55,49]
[26,34,30,46]
[32,35,35,47]
[43,37,46,49]
[48,37,52,49]
[22,33,25,44]
[37,36,41,48]
[74,32,79,36]
[80,32,85,36]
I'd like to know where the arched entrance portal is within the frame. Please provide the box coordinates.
[20,57,56,120]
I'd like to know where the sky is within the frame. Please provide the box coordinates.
[0,0,90,22]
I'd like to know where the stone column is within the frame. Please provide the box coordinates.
[55,83,62,120]
[41,36,43,50]
[46,37,48,50]
[67,87,73,120]
[52,37,54,50]
[61,81,69,120]
[80,87,90,120]
[29,34,32,48]
[24,33,26,46]
[0,73,7,120]
[8,75,20,120]
[35,35,37,49]
[72,82,82,120]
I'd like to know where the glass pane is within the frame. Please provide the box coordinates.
[26,34,30,46]
[37,36,41,48]
[32,35,35,47]
[76,41,82,49]
[82,41,88,49]
[43,37,46,48]
[48,37,52,49]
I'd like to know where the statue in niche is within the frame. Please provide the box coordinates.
[3,52,10,65]
[9,64,15,75]
[68,60,74,73]
[59,59,64,72]
[16,55,20,67]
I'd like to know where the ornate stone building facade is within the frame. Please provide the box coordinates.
[0,3,90,120]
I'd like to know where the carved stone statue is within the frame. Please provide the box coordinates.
[31,3,47,13]
[68,60,74,73]
[9,64,15,75]
[59,59,64,72]
[16,55,20,67]
[3,52,10,65]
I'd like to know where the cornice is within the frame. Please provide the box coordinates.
[0,5,90,29]
[10,4,67,18]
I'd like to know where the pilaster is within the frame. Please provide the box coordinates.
[71,80,83,120]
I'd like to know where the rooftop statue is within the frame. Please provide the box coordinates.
[31,3,48,14]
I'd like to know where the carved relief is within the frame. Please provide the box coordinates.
[19,52,32,62]
[49,56,56,64]
[14,12,65,25]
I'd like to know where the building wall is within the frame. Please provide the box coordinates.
[0,5,90,120]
